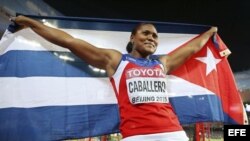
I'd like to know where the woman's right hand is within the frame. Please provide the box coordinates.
[9,15,27,26]
[9,15,29,32]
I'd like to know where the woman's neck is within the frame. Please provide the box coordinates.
[129,51,150,59]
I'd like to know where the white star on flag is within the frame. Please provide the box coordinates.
[195,47,221,75]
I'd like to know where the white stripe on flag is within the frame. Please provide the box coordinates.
[0,28,197,55]
[0,77,117,108]
[167,75,215,97]
[0,75,214,108]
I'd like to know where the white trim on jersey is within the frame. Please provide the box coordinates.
[121,131,189,141]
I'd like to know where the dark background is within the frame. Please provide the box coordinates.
[43,0,250,72]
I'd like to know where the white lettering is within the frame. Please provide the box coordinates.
[228,129,234,136]
[126,68,166,78]
[228,129,246,136]
[241,129,246,136]
[147,69,154,76]
[141,69,147,75]
[134,69,140,76]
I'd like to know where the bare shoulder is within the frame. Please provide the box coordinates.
[158,55,169,64]
[103,48,122,76]
[158,55,170,73]
[109,49,122,66]
[104,48,122,60]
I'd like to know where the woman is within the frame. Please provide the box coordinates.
[11,15,217,141]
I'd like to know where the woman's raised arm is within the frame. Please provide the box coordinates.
[159,27,217,74]
[12,15,122,76]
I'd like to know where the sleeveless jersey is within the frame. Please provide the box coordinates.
[110,54,183,138]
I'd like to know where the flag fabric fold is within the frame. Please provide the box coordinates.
[0,15,244,141]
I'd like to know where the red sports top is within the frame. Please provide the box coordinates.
[110,54,183,138]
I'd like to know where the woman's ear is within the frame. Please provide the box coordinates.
[130,35,134,44]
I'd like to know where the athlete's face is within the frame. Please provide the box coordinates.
[131,24,159,56]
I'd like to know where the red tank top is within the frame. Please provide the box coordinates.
[110,54,183,138]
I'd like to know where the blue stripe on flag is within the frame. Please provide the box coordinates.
[0,104,120,141]
[0,50,107,77]
[169,95,225,124]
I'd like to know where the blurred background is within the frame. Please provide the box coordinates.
[0,0,249,140]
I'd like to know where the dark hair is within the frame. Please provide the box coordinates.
[126,42,133,53]
[126,23,155,53]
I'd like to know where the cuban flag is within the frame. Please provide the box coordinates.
[0,15,245,141]
[169,34,244,125]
